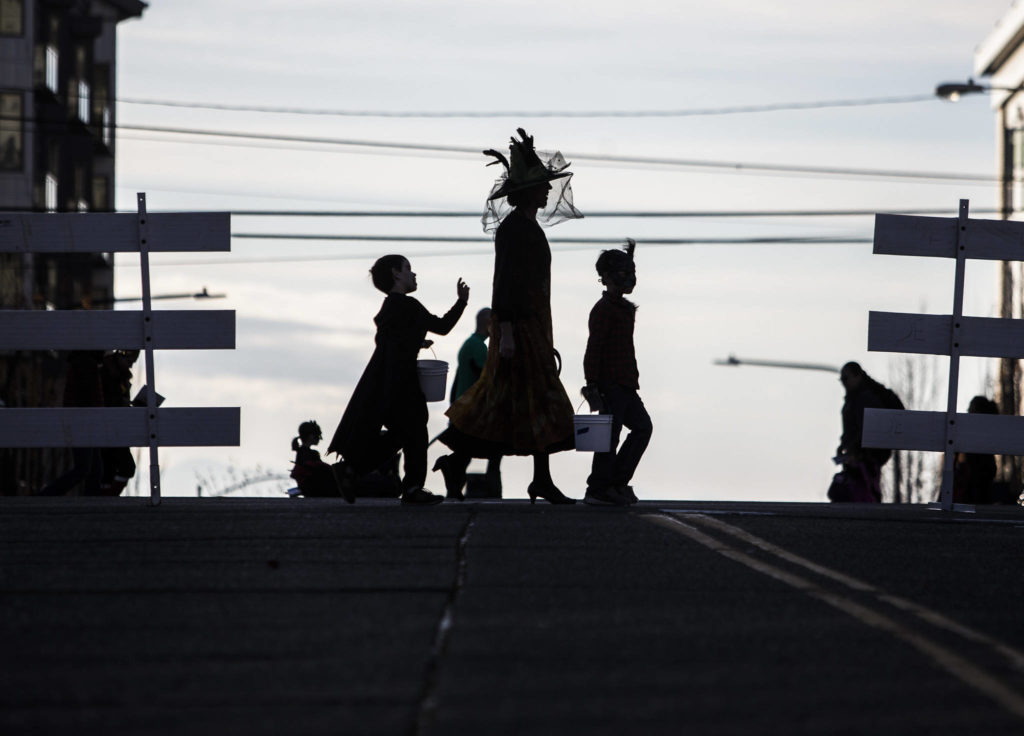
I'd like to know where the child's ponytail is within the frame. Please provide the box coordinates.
[291,436,301,452]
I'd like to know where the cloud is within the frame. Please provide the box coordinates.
[158,319,370,391]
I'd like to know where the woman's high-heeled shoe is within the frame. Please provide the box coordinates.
[527,481,576,505]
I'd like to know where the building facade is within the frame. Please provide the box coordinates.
[974,5,1024,491]
[0,0,144,494]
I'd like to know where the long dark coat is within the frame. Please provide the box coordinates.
[328,293,466,458]
[841,383,892,466]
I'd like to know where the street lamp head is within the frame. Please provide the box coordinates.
[935,79,987,102]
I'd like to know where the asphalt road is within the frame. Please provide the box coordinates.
[2,498,1023,735]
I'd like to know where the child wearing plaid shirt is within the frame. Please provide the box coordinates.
[581,239,652,505]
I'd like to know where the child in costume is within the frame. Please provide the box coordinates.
[290,420,350,500]
[582,239,652,505]
[328,255,469,505]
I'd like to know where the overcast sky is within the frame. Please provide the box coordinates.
[113,0,1017,500]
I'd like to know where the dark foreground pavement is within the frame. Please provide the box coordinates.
[2,498,1023,735]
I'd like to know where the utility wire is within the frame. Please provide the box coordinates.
[111,176,1001,214]
[213,207,1005,218]
[6,115,1000,184]
[228,233,869,244]
[112,93,937,118]
[117,123,995,183]
[0,89,942,117]
[113,130,997,187]
[7,205,1000,218]
[116,236,873,268]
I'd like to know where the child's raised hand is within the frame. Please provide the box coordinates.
[456,278,470,302]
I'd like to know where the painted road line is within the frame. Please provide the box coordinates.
[645,514,1024,720]
[678,512,1024,674]
[657,507,778,517]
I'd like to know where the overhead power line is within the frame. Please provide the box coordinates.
[229,233,868,245]
[6,205,1000,218]
[114,123,996,183]
[115,235,873,268]
[6,115,1000,184]
[217,207,1002,218]
[113,93,936,118]
[120,129,999,188]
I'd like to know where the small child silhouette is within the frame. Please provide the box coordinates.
[290,420,352,501]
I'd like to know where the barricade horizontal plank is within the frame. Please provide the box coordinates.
[863,408,1024,455]
[0,407,240,447]
[0,212,230,253]
[862,409,946,452]
[867,311,1024,358]
[873,214,1024,261]
[0,310,235,350]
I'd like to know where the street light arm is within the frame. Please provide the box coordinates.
[714,355,840,373]
[100,287,227,305]
[935,78,1023,101]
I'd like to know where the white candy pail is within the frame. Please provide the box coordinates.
[416,360,449,402]
[573,414,613,452]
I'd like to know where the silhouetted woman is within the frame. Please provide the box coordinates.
[436,129,582,503]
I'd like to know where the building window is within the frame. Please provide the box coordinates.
[45,45,58,93]
[77,80,90,123]
[45,174,57,212]
[0,0,23,36]
[0,92,23,171]
[101,106,111,147]
[93,64,111,146]
[92,176,109,211]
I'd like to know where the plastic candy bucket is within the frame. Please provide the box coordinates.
[417,359,449,402]
[574,414,613,452]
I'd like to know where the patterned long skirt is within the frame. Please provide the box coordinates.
[441,316,574,457]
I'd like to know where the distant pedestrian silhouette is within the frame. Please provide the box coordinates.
[829,361,902,503]
[99,349,140,496]
[954,395,999,504]
[328,255,469,505]
[582,239,651,506]
[433,307,502,499]
[437,128,582,504]
[37,350,105,496]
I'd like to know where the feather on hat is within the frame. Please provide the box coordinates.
[483,128,571,201]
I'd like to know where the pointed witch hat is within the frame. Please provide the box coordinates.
[483,128,572,201]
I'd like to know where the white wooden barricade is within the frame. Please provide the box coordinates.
[862,199,1024,510]
[0,193,239,505]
